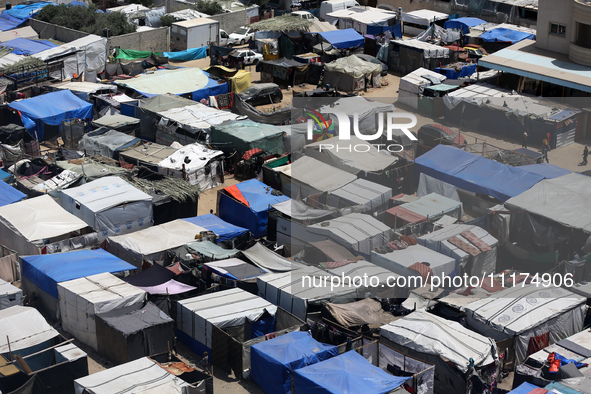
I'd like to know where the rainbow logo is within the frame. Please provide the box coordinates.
[304,108,334,142]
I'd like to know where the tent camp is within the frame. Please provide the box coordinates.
[58,272,147,351]
[0,180,25,207]
[398,67,447,110]
[95,301,174,365]
[323,55,382,91]
[386,192,462,228]
[8,90,93,141]
[177,287,304,377]
[210,120,284,156]
[381,310,498,394]
[293,350,410,394]
[465,285,587,364]
[0,278,22,310]
[415,145,545,201]
[250,331,338,394]
[60,176,153,239]
[183,214,249,245]
[157,142,224,191]
[105,219,207,268]
[305,212,393,257]
[0,195,92,255]
[418,223,498,277]
[318,28,364,49]
[78,128,141,159]
[21,249,135,317]
[217,179,289,238]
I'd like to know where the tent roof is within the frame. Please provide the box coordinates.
[0,180,26,207]
[224,179,289,212]
[211,119,283,144]
[401,9,448,25]
[186,240,240,260]
[183,214,249,242]
[415,145,544,201]
[518,163,571,179]
[61,176,152,213]
[58,272,146,304]
[394,192,461,219]
[0,306,59,353]
[55,81,117,95]
[249,14,312,32]
[119,141,178,165]
[123,262,175,287]
[1,37,56,55]
[324,54,381,78]
[505,173,591,233]
[479,27,535,43]
[114,68,209,97]
[92,114,140,128]
[251,331,337,366]
[272,199,334,221]
[134,279,197,295]
[97,302,173,335]
[444,17,487,34]
[371,244,456,270]
[157,143,224,172]
[465,285,586,335]
[156,103,241,131]
[325,298,396,328]
[319,28,364,49]
[294,350,409,393]
[381,310,498,372]
[307,212,391,244]
[242,242,306,272]
[0,195,87,242]
[204,258,268,280]
[138,93,195,113]
[288,156,357,192]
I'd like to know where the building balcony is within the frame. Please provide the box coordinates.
[574,0,591,23]
[569,42,591,66]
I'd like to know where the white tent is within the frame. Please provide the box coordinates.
[325,260,399,299]
[60,176,153,240]
[0,306,59,354]
[465,285,587,364]
[381,310,497,394]
[58,272,147,351]
[371,244,456,280]
[74,357,192,394]
[54,81,117,100]
[401,9,448,35]
[282,156,357,198]
[105,219,207,268]
[328,178,392,211]
[418,223,498,277]
[0,195,90,255]
[398,67,447,110]
[0,278,22,310]
[157,142,224,191]
[306,212,393,257]
[242,242,306,272]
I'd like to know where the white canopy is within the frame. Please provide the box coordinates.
[399,67,447,95]
[157,103,241,134]
[328,178,392,211]
[272,199,334,221]
[157,142,224,190]
[401,9,449,26]
[371,244,456,279]
[242,242,306,272]
[287,156,356,195]
[326,260,399,298]
[0,278,22,310]
[0,306,59,353]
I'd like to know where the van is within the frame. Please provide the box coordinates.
[319,0,360,22]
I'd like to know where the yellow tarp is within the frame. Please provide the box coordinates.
[203,66,251,93]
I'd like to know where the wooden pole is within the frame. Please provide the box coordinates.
[6,336,12,361]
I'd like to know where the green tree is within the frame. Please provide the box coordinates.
[160,14,176,26]
[195,0,223,15]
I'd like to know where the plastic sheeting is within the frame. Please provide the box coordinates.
[0,180,25,207]
[210,120,284,156]
[1,37,56,55]
[21,249,135,299]
[272,199,333,221]
[401,9,448,25]
[157,142,224,190]
[371,244,456,279]
[518,163,571,179]
[324,298,395,328]
[156,103,241,137]
[135,279,197,295]
[323,54,381,79]
[205,258,267,280]
[294,350,409,394]
[287,156,357,196]
[0,279,22,310]
[319,28,364,49]
[479,27,535,43]
[9,90,93,141]
[186,240,239,260]
[443,17,487,34]
[415,145,544,201]
[329,178,392,211]
[114,68,209,97]
[0,306,58,353]
[183,214,248,242]
[192,74,229,102]
[78,128,141,158]
[163,46,207,61]
[251,331,338,394]
[242,242,306,272]
[0,2,53,31]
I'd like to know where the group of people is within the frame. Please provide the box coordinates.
[523,128,589,166]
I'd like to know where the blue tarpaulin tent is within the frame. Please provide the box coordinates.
[319,28,364,49]
[21,249,135,299]
[192,71,229,102]
[1,37,57,55]
[479,27,535,44]
[519,163,571,179]
[508,382,543,394]
[444,17,486,34]
[163,46,207,62]
[0,181,25,207]
[182,214,249,242]
[251,332,338,394]
[0,169,11,180]
[415,145,544,201]
[0,2,54,31]
[218,179,288,238]
[367,23,402,38]
[294,350,410,394]
[9,90,93,141]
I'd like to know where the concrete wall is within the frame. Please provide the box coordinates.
[209,9,251,34]
[536,0,572,54]
[107,27,170,52]
[30,19,89,42]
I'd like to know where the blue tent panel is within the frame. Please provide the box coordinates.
[415,145,544,201]
[508,382,543,394]
[367,23,401,38]
[319,28,364,49]
[519,163,571,179]
[544,382,582,394]
[0,181,25,207]
[1,37,57,55]
[163,46,207,62]
[479,27,535,44]
[251,331,338,394]
[182,214,249,242]
[9,90,93,141]
[21,249,136,298]
[192,74,229,102]
[0,169,11,180]
[294,350,409,394]
[444,17,486,34]
[0,2,54,31]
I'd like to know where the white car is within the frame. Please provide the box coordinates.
[228,26,254,46]
[230,49,263,65]
[291,10,318,20]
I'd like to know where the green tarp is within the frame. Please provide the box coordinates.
[115,49,161,60]
[210,120,284,155]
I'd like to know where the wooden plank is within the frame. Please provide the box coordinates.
[448,236,481,257]
[460,231,492,252]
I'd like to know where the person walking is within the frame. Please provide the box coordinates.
[542,146,549,163]
[546,132,551,150]
[522,129,528,149]
[583,145,589,165]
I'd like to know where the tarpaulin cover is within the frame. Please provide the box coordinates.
[219,179,288,238]
[210,120,285,156]
[251,331,338,394]
[509,382,545,394]
[135,279,197,295]
[1,37,57,55]
[163,46,207,62]
[242,242,306,272]
[114,68,209,97]
[272,199,334,221]
[0,180,25,207]
[415,145,544,201]
[324,298,396,328]
[115,49,161,60]
[192,72,229,102]
[479,27,535,43]
[204,258,267,280]
[123,262,175,287]
[0,169,11,180]
[9,90,93,141]
[319,28,364,49]
[0,306,58,353]
[518,163,571,179]
[21,249,135,298]
[186,240,239,260]
[0,2,54,31]
[183,214,249,242]
[294,350,409,394]
[77,128,141,158]
[96,301,172,336]
[443,17,486,34]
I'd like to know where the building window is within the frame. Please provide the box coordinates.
[550,23,566,37]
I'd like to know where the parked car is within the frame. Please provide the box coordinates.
[238,83,283,106]
[463,45,487,59]
[417,123,467,147]
[355,54,388,76]
[228,26,254,46]
[229,49,263,66]
[291,10,318,20]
